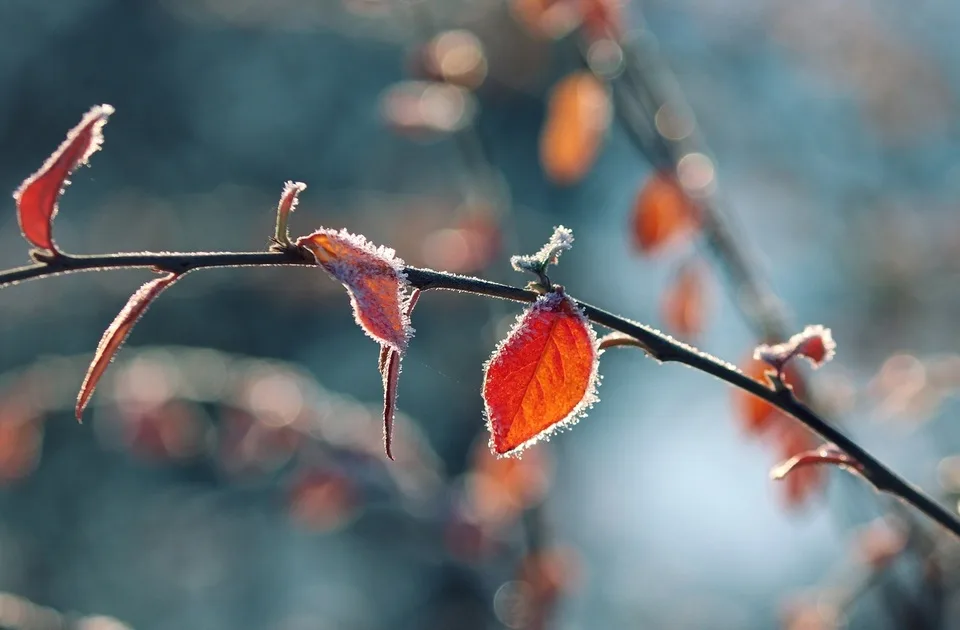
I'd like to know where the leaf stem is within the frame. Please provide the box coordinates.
[0,248,958,535]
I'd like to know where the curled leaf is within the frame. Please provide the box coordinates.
[631,172,700,254]
[14,104,114,252]
[661,261,708,337]
[772,423,828,507]
[274,181,306,246]
[381,289,421,460]
[539,72,611,184]
[754,325,836,373]
[76,272,182,421]
[510,225,574,275]
[297,229,412,353]
[483,289,600,457]
[770,443,862,484]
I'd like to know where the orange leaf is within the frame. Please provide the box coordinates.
[631,172,700,254]
[539,72,611,185]
[76,272,182,421]
[661,261,708,337]
[297,228,412,353]
[733,356,805,435]
[483,290,599,456]
[13,104,114,252]
[467,438,552,530]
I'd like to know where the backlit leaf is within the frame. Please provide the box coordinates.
[539,72,611,185]
[297,228,412,353]
[733,355,805,435]
[631,172,700,254]
[661,261,708,337]
[483,289,600,457]
[772,423,827,507]
[754,325,836,372]
[381,289,421,460]
[13,104,114,252]
[76,272,182,421]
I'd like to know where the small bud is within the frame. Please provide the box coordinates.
[754,325,836,374]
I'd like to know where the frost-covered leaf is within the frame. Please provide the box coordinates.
[483,289,600,457]
[380,289,420,460]
[631,172,699,254]
[510,225,574,274]
[274,181,306,245]
[76,272,182,421]
[539,72,610,184]
[13,104,114,252]
[297,228,412,353]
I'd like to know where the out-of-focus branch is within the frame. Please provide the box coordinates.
[1,247,959,536]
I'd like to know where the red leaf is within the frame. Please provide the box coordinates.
[770,440,859,506]
[775,425,823,507]
[733,356,806,436]
[75,272,182,421]
[483,290,600,456]
[539,72,611,185]
[297,228,412,353]
[13,104,114,252]
[661,261,708,337]
[274,181,306,243]
[631,172,700,254]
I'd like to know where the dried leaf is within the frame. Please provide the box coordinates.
[539,72,611,185]
[76,272,181,421]
[631,172,700,254]
[381,289,421,460]
[297,228,412,353]
[13,105,114,252]
[483,290,600,456]
[661,261,708,337]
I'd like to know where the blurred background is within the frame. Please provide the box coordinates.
[2,0,960,628]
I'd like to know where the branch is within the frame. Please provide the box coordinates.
[1,249,958,536]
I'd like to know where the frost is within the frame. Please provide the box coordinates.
[14,104,115,251]
[754,325,836,371]
[482,288,601,458]
[297,228,412,353]
[510,225,574,274]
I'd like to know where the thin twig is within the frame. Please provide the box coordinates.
[1,249,958,536]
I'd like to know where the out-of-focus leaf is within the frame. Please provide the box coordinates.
[539,72,611,185]
[661,261,708,338]
[631,172,700,254]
